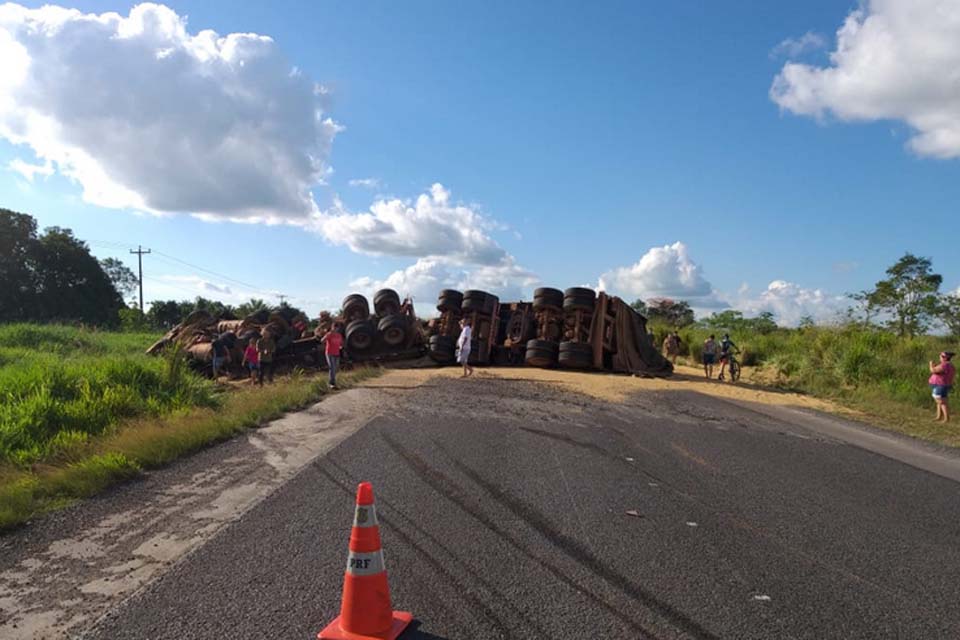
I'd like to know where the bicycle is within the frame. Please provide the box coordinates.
[718,348,741,382]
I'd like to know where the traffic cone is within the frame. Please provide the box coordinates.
[318,482,413,640]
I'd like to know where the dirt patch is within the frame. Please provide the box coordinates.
[377,365,863,418]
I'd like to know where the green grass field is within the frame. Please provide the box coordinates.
[0,324,380,530]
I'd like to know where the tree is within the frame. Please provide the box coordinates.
[147,300,189,329]
[629,299,648,316]
[644,298,694,327]
[99,258,139,300]
[865,253,942,337]
[0,209,38,322]
[701,309,744,330]
[31,227,124,325]
[236,298,268,318]
[938,294,960,338]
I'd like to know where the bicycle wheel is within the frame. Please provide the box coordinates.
[730,359,741,382]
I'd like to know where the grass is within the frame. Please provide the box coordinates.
[0,323,382,530]
[0,324,216,465]
[653,323,960,448]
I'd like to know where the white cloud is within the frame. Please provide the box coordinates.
[598,242,724,307]
[0,3,337,220]
[734,280,848,326]
[314,183,506,265]
[348,177,381,189]
[770,0,960,158]
[8,157,52,181]
[770,31,826,58]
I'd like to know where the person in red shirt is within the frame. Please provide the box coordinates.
[321,322,345,389]
[241,339,260,384]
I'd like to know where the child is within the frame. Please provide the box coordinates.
[242,339,260,384]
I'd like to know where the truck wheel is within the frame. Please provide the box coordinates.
[377,314,408,346]
[463,290,496,315]
[428,335,456,363]
[342,294,370,321]
[558,341,593,368]
[373,289,401,317]
[346,319,375,352]
[563,288,596,313]
[437,289,464,313]
[533,287,563,311]
[525,339,559,367]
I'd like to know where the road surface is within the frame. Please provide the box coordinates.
[4,369,960,639]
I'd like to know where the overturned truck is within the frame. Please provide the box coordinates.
[148,286,671,378]
[424,287,673,377]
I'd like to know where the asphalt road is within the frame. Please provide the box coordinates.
[85,375,960,640]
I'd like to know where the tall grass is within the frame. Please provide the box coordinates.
[0,324,216,464]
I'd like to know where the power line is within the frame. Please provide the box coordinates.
[151,250,273,295]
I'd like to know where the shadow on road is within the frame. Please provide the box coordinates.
[401,621,453,639]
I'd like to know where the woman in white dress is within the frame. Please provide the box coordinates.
[457,318,474,378]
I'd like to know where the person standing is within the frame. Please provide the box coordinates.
[718,333,737,381]
[321,322,344,389]
[928,351,956,422]
[211,334,231,380]
[663,331,681,365]
[702,334,718,379]
[257,330,277,384]
[241,338,260,384]
[457,318,474,378]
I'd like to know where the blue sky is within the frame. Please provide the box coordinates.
[1,1,958,323]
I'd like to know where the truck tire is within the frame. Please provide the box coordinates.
[463,290,496,315]
[346,319,375,352]
[342,294,370,321]
[563,287,596,313]
[437,289,464,313]
[428,335,456,363]
[377,314,408,347]
[558,341,593,368]
[373,289,401,317]
[533,287,563,311]
[525,339,559,367]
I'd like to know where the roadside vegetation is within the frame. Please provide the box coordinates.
[0,323,380,530]
[643,253,960,448]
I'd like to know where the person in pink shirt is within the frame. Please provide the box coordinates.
[321,322,345,389]
[928,351,956,423]
[241,339,260,384]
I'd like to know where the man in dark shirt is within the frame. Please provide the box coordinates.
[211,334,231,379]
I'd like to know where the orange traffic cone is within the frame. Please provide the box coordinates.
[318,482,413,640]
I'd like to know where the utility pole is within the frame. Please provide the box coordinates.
[129,245,151,313]
[277,293,288,305]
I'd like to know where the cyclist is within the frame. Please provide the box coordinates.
[718,333,737,381]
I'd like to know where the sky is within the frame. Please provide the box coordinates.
[1,0,958,324]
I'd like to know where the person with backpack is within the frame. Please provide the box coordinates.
[718,333,737,381]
